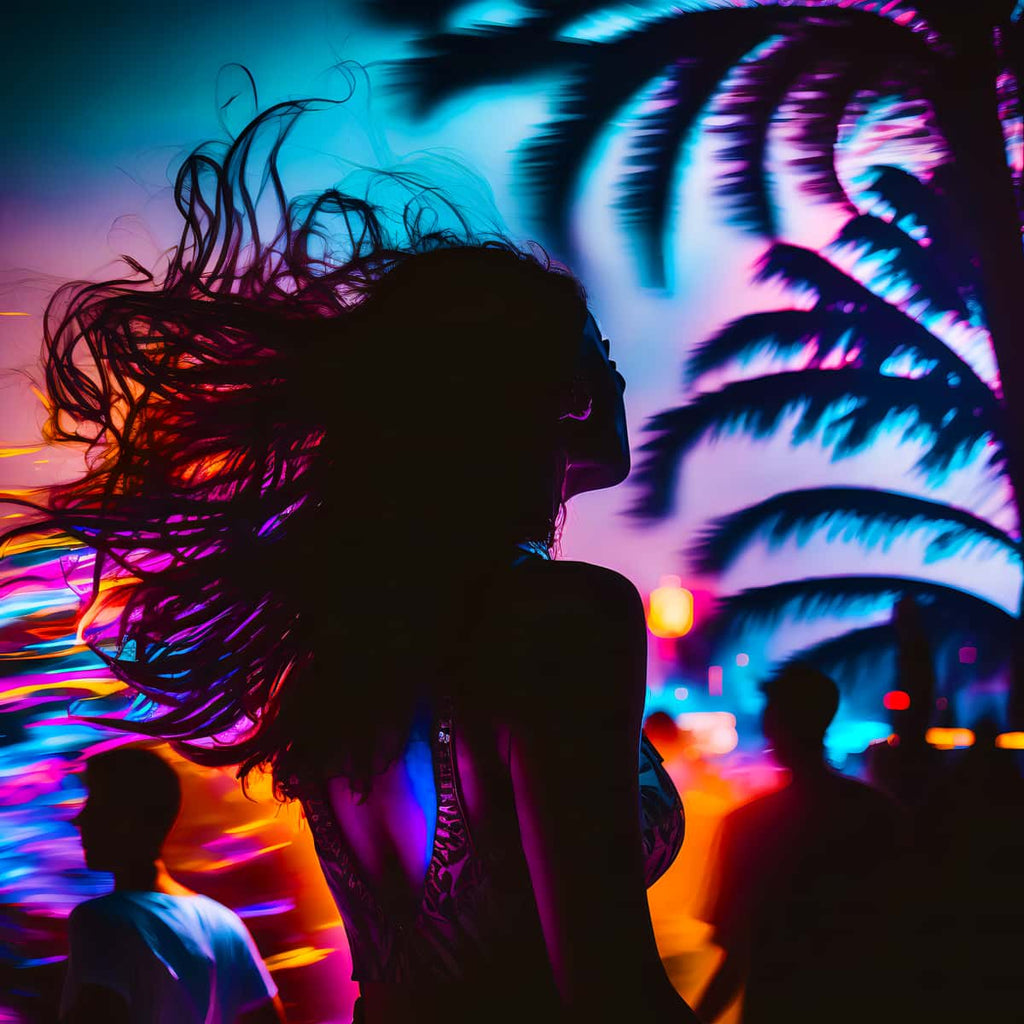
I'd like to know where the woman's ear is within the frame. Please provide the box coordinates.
[558,378,593,422]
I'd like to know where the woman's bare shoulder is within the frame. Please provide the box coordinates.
[480,560,646,708]
[500,558,643,618]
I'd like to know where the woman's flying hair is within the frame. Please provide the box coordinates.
[1,90,589,798]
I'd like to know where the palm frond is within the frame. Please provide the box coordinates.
[785,59,862,212]
[775,622,897,692]
[518,8,783,261]
[355,0,465,30]
[858,164,983,317]
[388,25,581,117]
[685,305,993,406]
[709,26,816,237]
[716,574,1015,636]
[860,164,948,239]
[631,369,1000,518]
[685,309,851,379]
[771,590,1013,689]
[616,50,759,286]
[753,243,993,395]
[690,486,1019,573]
[712,9,943,231]
[830,214,969,318]
[755,243,874,307]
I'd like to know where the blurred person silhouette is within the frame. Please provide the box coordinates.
[61,747,284,1024]
[7,95,693,1024]
[696,663,905,1024]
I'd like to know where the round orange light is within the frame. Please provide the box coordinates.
[646,575,694,639]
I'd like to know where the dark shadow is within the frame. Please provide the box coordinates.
[697,663,906,1024]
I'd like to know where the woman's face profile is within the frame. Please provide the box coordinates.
[561,313,630,499]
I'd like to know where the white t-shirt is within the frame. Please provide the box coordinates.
[61,891,278,1024]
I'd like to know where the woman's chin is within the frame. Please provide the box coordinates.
[564,457,630,498]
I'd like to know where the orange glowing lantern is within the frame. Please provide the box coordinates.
[996,732,1024,750]
[925,727,975,750]
[646,575,694,638]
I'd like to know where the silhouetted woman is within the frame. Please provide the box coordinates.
[7,101,693,1023]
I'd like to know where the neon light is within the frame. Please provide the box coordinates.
[996,732,1024,750]
[263,945,337,972]
[646,576,694,638]
[673,686,689,701]
[708,665,723,696]
[883,690,911,711]
[674,711,738,756]
[925,728,974,749]
[735,653,749,667]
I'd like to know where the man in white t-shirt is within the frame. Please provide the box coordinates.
[61,746,285,1024]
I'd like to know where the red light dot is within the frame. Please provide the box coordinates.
[959,646,977,664]
[883,690,911,711]
[936,697,948,710]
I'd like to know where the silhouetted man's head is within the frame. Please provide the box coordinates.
[761,663,840,771]
[73,747,182,872]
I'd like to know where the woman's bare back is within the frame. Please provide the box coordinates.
[303,558,695,1021]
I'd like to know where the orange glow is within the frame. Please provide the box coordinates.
[647,576,694,638]
[925,727,975,749]
[0,311,30,316]
[263,946,338,972]
[74,575,142,644]
[0,445,44,458]
[883,690,911,710]
[0,531,85,557]
[30,384,53,414]
[675,711,738,756]
[996,732,1024,750]
[0,679,124,705]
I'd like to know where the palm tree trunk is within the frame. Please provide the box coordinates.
[932,24,1024,724]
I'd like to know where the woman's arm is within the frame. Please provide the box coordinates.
[503,563,698,1022]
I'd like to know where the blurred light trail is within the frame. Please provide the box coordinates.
[263,946,337,972]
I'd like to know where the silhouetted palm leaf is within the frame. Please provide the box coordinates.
[775,622,898,693]
[380,3,952,279]
[690,487,1020,573]
[633,368,1000,518]
[858,163,985,317]
[715,574,1014,636]
[831,214,970,318]
[704,28,820,236]
[777,592,1013,687]
[684,301,993,403]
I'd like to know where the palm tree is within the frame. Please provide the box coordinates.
[631,163,1019,704]
[365,0,1024,714]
